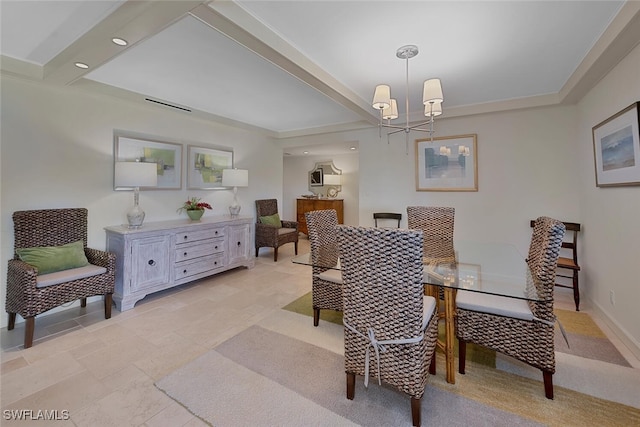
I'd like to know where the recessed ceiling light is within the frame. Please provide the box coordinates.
[112,37,128,46]
[303,151,309,155]
[350,146,356,150]
[74,62,89,69]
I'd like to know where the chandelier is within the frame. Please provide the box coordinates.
[372,45,444,151]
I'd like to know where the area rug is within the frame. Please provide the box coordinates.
[283,292,631,367]
[156,324,640,426]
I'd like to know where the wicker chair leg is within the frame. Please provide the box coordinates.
[8,313,16,330]
[273,247,278,262]
[543,371,554,399]
[429,352,436,375]
[24,317,35,349]
[105,294,113,319]
[458,339,466,374]
[346,372,355,400]
[411,396,421,427]
[81,298,87,308]
[255,247,259,257]
[294,241,298,255]
[313,308,320,327]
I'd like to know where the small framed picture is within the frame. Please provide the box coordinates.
[187,145,234,189]
[114,132,182,190]
[310,168,323,187]
[592,102,640,187]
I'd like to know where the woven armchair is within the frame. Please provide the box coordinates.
[6,208,115,348]
[336,226,439,427]
[305,209,342,326]
[255,199,298,262]
[455,216,565,399]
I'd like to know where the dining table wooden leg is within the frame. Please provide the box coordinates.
[443,287,456,384]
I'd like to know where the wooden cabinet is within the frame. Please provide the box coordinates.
[296,198,344,235]
[105,216,254,311]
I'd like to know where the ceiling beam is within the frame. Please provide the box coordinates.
[194,1,378,127]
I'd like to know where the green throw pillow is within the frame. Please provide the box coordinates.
[260,213,282,228]
[16,240,89,275]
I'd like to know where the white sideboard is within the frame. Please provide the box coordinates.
[105,215,254,311]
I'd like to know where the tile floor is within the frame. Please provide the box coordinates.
[1,237,638,426]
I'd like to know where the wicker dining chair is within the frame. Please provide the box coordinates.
[336,226,439,427]
[406,206,455,261]
[255,199,298,262]
[6,208,115,348]
[456,216,565,399]
[305,209,342,326]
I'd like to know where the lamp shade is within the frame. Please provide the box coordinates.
[423,78,443,104]
[372,84,391,110]
[114,162,157,188]
[323,174,342,186]
[424,102,443,117]
[222,169,249,187]
[382,98,398,120]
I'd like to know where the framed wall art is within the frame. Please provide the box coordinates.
[114,133,182,190]
[415,134,478,192]
[187,145,234,189]
[592,101,640,187]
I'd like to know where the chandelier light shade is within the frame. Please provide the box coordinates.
[423,78,444,104]
[114,161,158,228]
[382,99,399,120]
[372,85,391,110]
[424,102,443,117]
[222,168,249,216]
[371,45,444,151]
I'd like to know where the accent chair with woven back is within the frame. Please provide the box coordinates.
[255,199,298,262]
[6,208,116,348]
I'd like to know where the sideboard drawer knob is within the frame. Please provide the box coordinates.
[184,252,188,256]
[183,269,187,274]
[148,260,155,266]
[237,241,241,246]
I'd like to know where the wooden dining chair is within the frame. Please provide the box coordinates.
[530,220,581,310]
[373,212,402,228]
[336,225,439,427]
[456,216,565,399]
[305,209,342,326]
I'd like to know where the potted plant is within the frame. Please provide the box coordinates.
[177,197,212,220]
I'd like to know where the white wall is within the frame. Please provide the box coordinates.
[577,42,640,355]
[283,152,359,227]
[0,75,283,328]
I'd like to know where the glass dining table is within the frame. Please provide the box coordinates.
[292,239,542,384]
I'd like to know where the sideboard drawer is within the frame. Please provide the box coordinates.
[176,228,224,244]
[175,238,225,262]
[175,254,225,280]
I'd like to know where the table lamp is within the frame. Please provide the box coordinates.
[115,161,158,228]
[323,174,342,198]
[222,168,249,216]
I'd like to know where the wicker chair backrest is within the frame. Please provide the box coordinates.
[305,209,339,269]
[255,199,279,220]
[13,208,88,255]
[337,225,425,340]
[526,216,566,320]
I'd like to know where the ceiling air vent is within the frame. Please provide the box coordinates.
[144,98,191,113]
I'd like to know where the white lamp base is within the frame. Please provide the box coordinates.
[126,188,146,228]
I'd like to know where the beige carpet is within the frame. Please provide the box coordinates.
[156,311,640,426]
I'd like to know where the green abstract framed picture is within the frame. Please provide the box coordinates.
[187,145,234,189]
[114,132,182,190]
